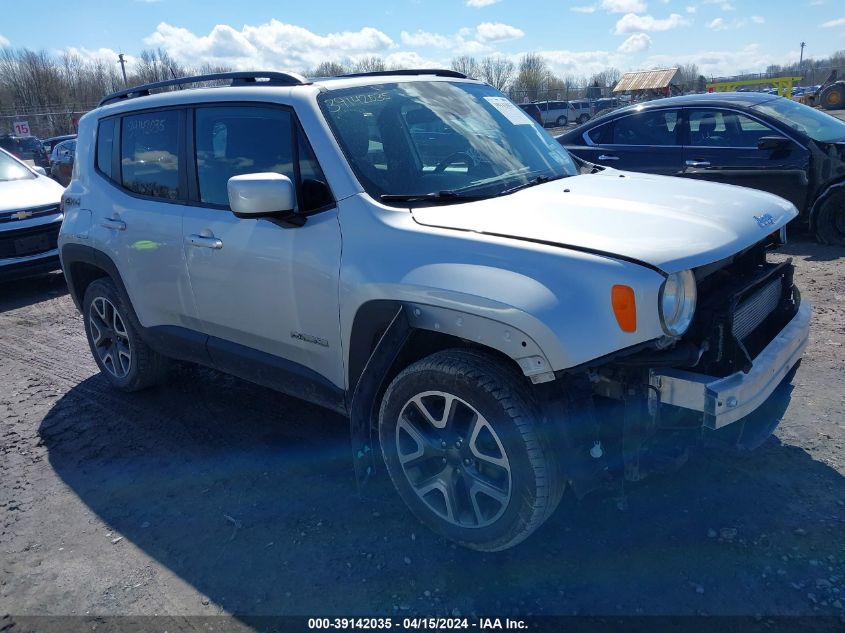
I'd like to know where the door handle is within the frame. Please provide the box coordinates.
[101,218,126,231]
[597,154,619,161]
[685,160,711,168]
[188,234,223,250]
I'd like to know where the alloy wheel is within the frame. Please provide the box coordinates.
[395,391,512,528]
[88,296,132,379]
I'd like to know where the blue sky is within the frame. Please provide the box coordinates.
[1,0,844,78]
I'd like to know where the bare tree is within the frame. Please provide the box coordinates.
[308,61,349,77]
[352,56,386,73]
[478,56,514,91]
[511,53,550,102]
[450,56,480,78]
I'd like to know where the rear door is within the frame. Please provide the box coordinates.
[680,108,810,210]
[565,108,684,175]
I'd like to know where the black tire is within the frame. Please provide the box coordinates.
[578,114,589,124]
[378,349,564,551]
[813,189,845,246]
[556,116,568,127]
[820,83,845,111]
[82,278,167,392]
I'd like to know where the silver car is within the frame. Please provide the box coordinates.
[0,147,65,282]
[59,70,809,551]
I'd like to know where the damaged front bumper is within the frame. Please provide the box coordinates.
[649,300,811,429]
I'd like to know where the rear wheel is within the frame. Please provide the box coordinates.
[577,114,589,124]
[82,278,167,391]
[814,190,845,246]
[378,350,564,551]
[820,83,845,111]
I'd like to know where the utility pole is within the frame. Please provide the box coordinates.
[118,53,128,87]
[799,42,806,69]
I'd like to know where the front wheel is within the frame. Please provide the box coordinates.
[814,189,845,246]
[556,116,568,127]
[378,350,564,551]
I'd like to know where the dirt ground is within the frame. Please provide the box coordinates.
[0,234,843,623]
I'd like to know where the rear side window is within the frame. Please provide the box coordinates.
[120,110,181,200]
[587,122,613,145]
[612,110,679,146]
[96,119,115,179]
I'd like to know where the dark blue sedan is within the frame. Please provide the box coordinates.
[556,92,845,245]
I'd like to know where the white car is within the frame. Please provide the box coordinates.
[0,147,65,282]
[59,70,809,551]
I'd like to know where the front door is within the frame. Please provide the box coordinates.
[680,108,810,210]
[182,104,344,398]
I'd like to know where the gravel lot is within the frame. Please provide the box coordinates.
[0,234,844,622]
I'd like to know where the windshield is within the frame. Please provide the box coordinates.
[318,81,578,202]
[752,97,845,143]
[0,150,35,182]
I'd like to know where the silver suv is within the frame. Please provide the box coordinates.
[59,70,810,551]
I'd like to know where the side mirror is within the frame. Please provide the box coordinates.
[33,166,47,176]
[757,136,791,151]
[228,172,296,218]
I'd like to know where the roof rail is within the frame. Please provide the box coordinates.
[98,71,309,107]
[337,69,469,80]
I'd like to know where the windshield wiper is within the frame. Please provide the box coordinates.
[497,174,569,197]
[380,190,493,204]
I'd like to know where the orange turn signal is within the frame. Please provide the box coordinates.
[611,285,637,333]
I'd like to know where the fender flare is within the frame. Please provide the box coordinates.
[349,305,411,491]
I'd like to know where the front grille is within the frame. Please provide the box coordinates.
[732,277,783,340]
[0,204,61,224]
[0,222,61,259]
[685,246,798,377]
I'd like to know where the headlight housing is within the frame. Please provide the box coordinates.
[659,270,697,336]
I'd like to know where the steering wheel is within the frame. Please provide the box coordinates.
[433,152,476,174]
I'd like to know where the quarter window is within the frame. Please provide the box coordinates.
[612,110,679,146]
[96,119,115,180]
[120,111,181,200]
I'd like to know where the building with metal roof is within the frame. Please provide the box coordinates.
[613,68,679,93]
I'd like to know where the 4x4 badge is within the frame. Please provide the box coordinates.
[754,213,775,228]
[290,331,329,347]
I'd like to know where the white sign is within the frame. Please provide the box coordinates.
[13,121,30,135]
[484,96,533,125]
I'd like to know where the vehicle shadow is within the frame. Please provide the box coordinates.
[0,271,67,313]
[39,364,845,618]
[778,235,844,262]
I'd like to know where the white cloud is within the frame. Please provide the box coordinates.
[601,0,647,13]
[751,15,765,24]
[570,5,597,12]
[400,22,522,55]
[702,0,735,10]
[686,5,696,13]
[822,17,845,27]
[143,20,395,71]
[0,34,9,47]
[63,46,137,68]
[707,17,727,30]
[475,22,525,42]
[617,32,652,53]
[465,0,501,6]
[613,12,690,34]
[644,43,794,77]
[534,49,626,77]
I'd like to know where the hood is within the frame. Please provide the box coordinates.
[0,175,64,213]
[411,170,797,272]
